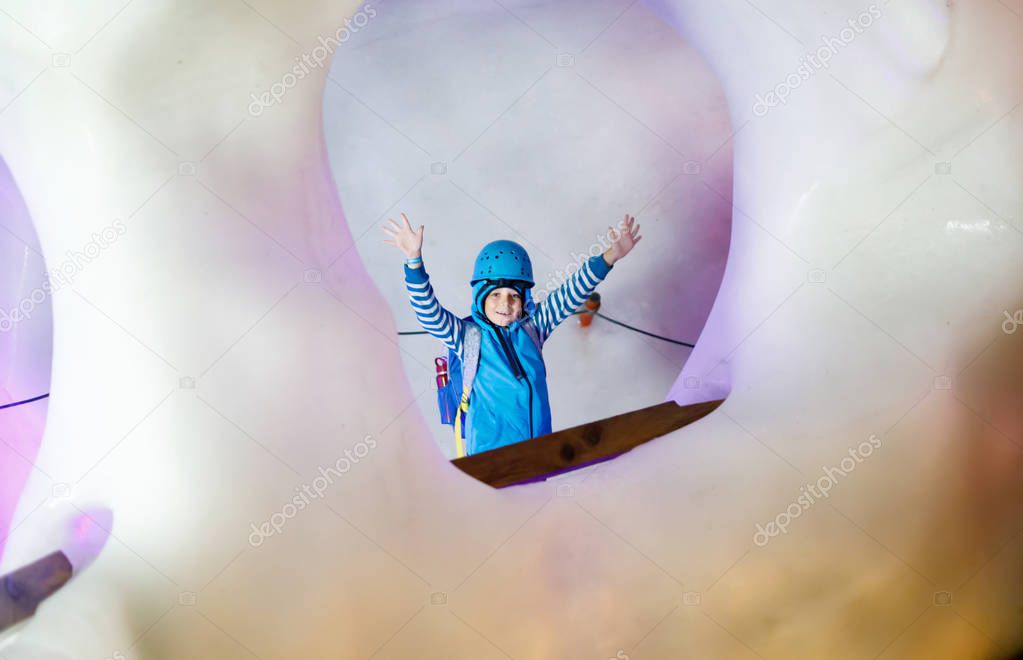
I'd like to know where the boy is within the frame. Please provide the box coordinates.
[383,213,641,456]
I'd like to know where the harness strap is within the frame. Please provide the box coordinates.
[461,322,482,400]
[453,384,470,458]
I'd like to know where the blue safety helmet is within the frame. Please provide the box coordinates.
[470,240,534,287]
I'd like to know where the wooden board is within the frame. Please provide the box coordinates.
[451,399,724,488]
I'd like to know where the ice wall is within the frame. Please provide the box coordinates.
[0,155,52,560]
[320,0,731,459]
[0,0,1020,658]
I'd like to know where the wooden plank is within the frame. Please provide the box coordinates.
[0,550,72,633]
[451,399,724,488]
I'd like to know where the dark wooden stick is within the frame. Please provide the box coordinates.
[0,551,73,633]
[452,399,724,488]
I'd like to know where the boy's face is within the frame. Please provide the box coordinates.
[484,287,523,326]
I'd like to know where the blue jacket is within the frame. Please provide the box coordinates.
[404,253,613,454]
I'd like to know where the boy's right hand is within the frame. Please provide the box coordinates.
[382,212,424,259]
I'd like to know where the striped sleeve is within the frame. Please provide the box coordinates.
[403,262,464,354]
[533,253,612,341]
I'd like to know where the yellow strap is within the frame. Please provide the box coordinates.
[453,385,470,458]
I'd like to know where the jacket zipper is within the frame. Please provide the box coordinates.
[496,325,534,435]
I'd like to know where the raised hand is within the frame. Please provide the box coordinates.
[604,213,642,265]
[382,212,424,259]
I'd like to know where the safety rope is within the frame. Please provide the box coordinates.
[399,311,695,347]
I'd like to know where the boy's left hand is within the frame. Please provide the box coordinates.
[603,214,642,266]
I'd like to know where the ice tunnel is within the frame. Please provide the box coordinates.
[0,0,1021,658]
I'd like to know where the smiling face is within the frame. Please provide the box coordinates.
[484,286,523,326]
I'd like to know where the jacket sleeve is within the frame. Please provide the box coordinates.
[404,262,464,354]
[533,254,612,342]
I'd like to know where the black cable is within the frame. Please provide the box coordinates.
[0,393,50,411]
[399,311,694,348]
[5,314,687,413]
[587,311,695,348]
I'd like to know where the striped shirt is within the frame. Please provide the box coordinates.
[403,254,613,355]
